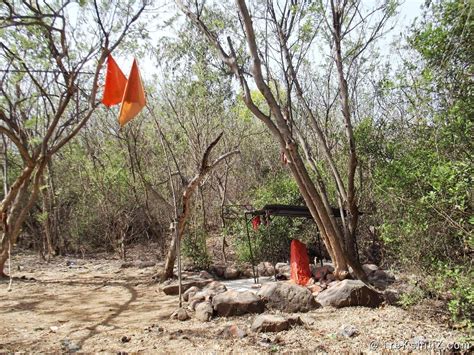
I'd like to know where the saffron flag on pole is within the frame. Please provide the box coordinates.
[118,59,146,127]
[102,54,127,107]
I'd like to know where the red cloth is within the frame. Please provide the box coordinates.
[118,59,146,126]
[290,239,312,285]
[251,216,261,230]
[102,54,127,107]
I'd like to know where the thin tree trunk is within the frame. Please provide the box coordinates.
[0,161,46,276]
[41,174,54,261]
[162,134,239,280]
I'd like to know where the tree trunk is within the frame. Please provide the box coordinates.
[161,133,239,280]
[0,179,31,276]
[0,162,45,276]
[41,175,55,261]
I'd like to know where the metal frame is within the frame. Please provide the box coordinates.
[243,204,361,283]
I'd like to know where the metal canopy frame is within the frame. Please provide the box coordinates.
[243,204,359,284]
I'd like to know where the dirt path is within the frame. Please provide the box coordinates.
[0,252,470,353]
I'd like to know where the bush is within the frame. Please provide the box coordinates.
[426,262,474,328]
[232,174,320,264]
[182,228,212,269]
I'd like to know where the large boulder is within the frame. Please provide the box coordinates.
[183,286,199,301]
[205,281,227,294]
[251,315,289,333]
[224,266,240,280]
[257,262,275,276]
[162,279,212,295]
[368,269,396,290]
[189,282,227,304]
[362,264,379,274]
[316,279,383,308]
[212,290,265,317]
[195,301,214,321]
[257,282,318,313]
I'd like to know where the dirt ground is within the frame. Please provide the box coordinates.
[0,248,471,353]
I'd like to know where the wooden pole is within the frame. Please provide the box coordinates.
[175,221,182,308]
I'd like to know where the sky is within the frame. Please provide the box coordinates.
[389,0,425,42]
[111,0,426,81]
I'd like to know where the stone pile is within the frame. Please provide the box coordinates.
[163,261,396,327]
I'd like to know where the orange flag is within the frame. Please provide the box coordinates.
[102,54,127,107]
[118,59,146,127]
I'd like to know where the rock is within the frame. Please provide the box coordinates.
[275,263,291,278]
[307,284,323,296]
[362,264,379,274]
[338,324,358,338]
[257,335,273,347]
[190,290,211,303]
[177,308,190,321]
[325,273,336,283]
[316,279,383,308]
[257,282,318,313]
[368,270,395,290]
[383,288,400,305]
[66,260,75,267]
[199,270,213,279]
[195,301,213,322]
[212,290,265,317]
[300,315,316,326]
[170,308,190,321]
[313,265,333,281]
[251,315,289,333]
[205,281,227,294]
[224,266,240,280]
[189,281,227,304]
[286,315,302,326]
[327,281,339,288]
[257,262,275,276]
[372,269,395,281]
[183,286,200,302]
[162,280,212,295]
[120,335,131,343]
[188,293,205,305]
[61,339,81,352]
[120,261,135,268]
[209,265,226,278]
[188,298,203,311]
[241,267,255,278]
[221,324,247,339]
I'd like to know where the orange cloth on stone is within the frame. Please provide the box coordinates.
[118,59,146,127]
[102,54,127,107]
[290,239,312,285]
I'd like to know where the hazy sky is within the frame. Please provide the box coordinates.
[392,0,425,37]
[117,0,426,79]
